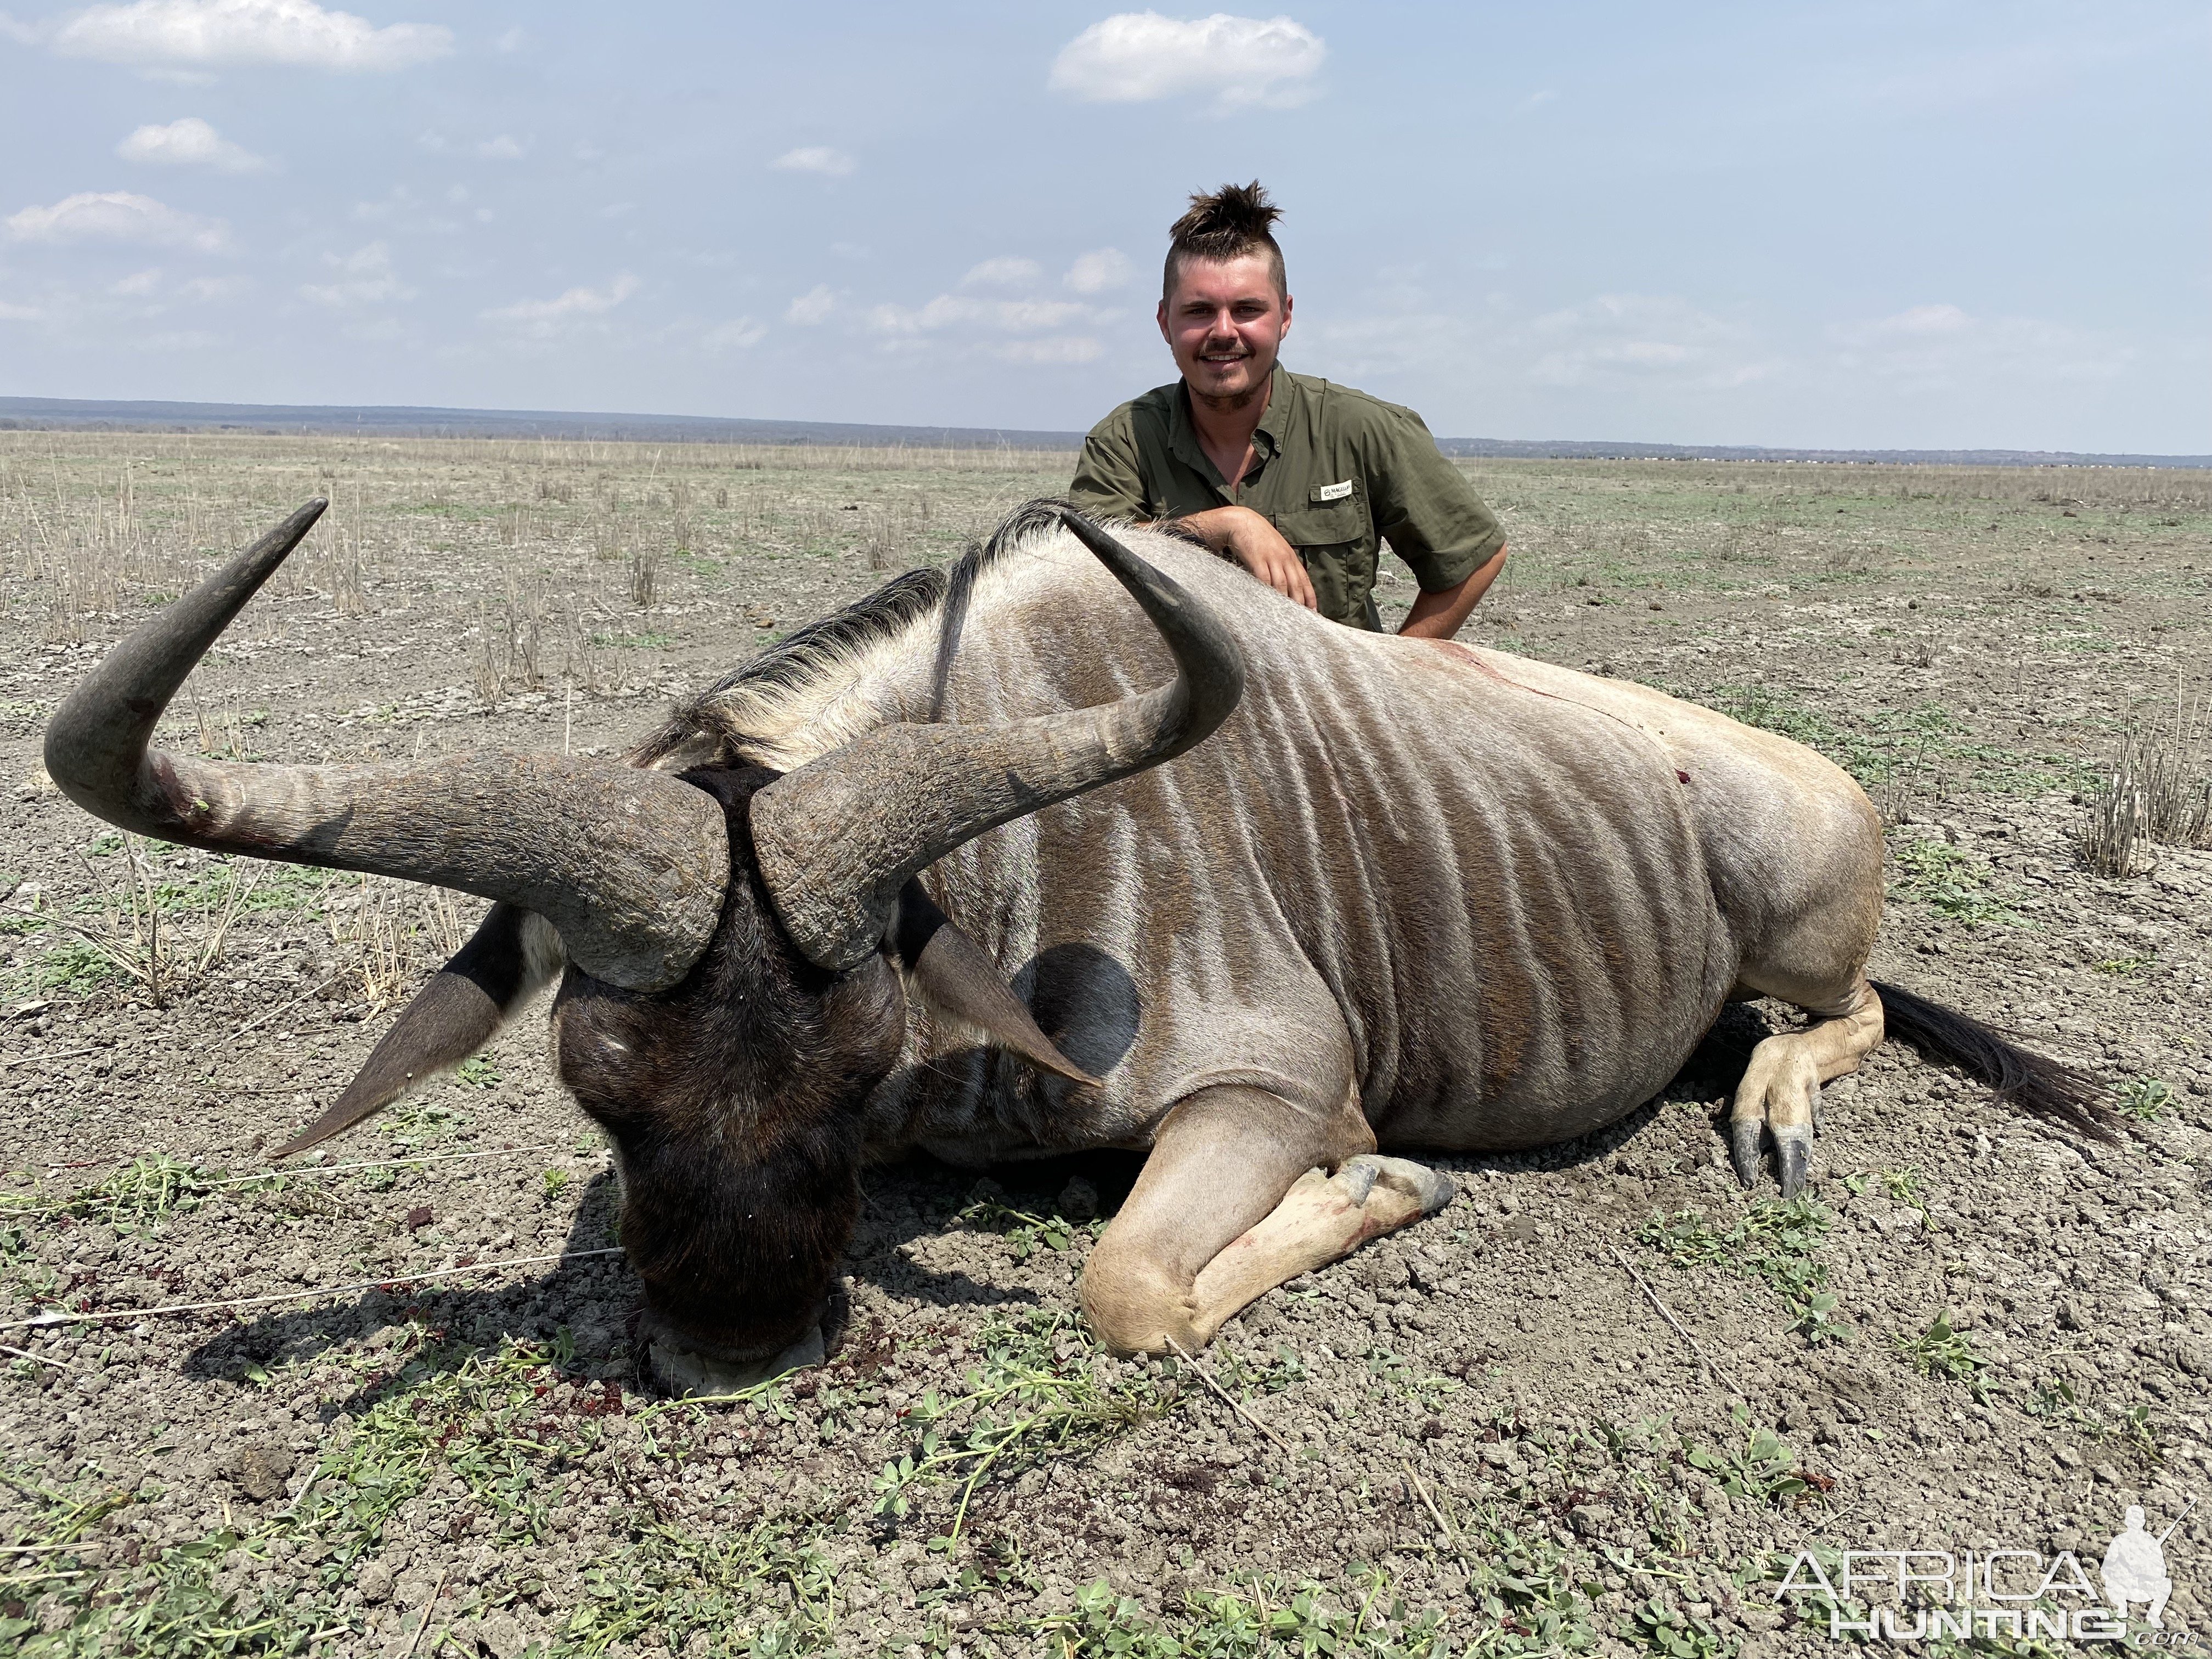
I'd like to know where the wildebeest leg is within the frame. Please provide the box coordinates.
[1079,1084,1451,1355]
[1183,1155,1454,1341]
[1727,973,1884,1199]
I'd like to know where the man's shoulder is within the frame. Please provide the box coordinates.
[1086,381,1182,441]
[1284,371,1434,443]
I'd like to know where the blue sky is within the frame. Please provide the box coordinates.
[2,1,2205,450]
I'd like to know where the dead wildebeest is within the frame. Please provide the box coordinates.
[44,498,2114,1392]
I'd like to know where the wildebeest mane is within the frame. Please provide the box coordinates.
[633,498,1093,771]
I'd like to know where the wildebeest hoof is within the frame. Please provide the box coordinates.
[1338,1154,1455,1216]
[1773,1124,1812,1200]
[649,1323,825,1398]
[1729,1119,1765,1188]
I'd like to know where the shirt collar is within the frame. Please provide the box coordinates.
[1171,366,1290,482]
[1252,365,1293,458]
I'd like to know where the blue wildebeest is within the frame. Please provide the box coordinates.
[45,499,2111,1391]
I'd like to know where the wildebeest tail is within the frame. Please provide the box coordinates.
[1869,978,2120,1143]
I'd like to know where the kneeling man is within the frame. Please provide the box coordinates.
[1070,181,1508,637]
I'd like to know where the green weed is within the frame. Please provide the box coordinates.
[1363,1344,1463,1412]
[1889,839,2016,926]
[955,1196,1087,1262]
[0,1467,341,1657]
[1626,1594,1736,1658]
[1895,1310,1990,1401]
[1637,1198,1850,1345]
[1453,1514,1602,1655]
[302,1334,600,1566]
[563,1508,840,1656]
[455,1054,500,1088]
[2114,1077,2174,1121]
[1684,1419,1810,1506]
[541,1166,572,1201]
[872,1305,1173,1548]
[1210,1342,1310,1399]
[2017,1371,2160,1459]
[383,1100,465,1148]
[25,939,126,995]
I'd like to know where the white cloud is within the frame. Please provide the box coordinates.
[1064,247,1131,293]
[1843,303,1973,342]
[476,134,527,161]
[997,336,1104,365]
[1829,304,2131,388]
[703,317,765,351]
[961,256,1041,288]
[298,239,410,308]
[4,190,229,252]
[116,115,268,171]
[785,284,835,325]
[111,266,162,295]
[865,295,1096,336]
[42,0,451,71]
[1048,12,1325,112]
[1527,294,1776,390]
[482,273,639,337]
[771,145,855,177]
[0,297,43,321]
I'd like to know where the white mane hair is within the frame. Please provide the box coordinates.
[633,500,1157,776]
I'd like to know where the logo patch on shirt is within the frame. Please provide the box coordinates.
[1313,479,1354,503]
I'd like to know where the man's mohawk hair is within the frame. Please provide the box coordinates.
[1164,180,1286,298]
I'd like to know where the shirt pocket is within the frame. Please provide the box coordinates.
[1271,493,1366,549]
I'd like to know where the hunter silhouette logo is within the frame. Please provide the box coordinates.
[1774,1497,2196,1643]
[2103,1500,2192,1630]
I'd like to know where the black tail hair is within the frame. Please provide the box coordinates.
[1870,978,2120,1143]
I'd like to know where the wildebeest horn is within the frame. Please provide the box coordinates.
[42,501,730,992]
[750,507,1245,970]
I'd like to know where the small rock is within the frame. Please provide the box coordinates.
[224,1441,297,1502]
[1056,1177,1098,1223]
[404,1206,433,1231]
[357,1560,394,1604]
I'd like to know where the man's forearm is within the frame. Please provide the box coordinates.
[1399,546,1506,640]
[1154,504,1317,610]
[1161,506,1245,549]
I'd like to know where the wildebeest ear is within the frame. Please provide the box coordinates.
[891,882,1099,1087]
[270,904,563,1159]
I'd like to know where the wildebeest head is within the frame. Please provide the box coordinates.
[42,500,1243,1390]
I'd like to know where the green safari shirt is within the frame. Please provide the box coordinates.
[1067,368,1506,630]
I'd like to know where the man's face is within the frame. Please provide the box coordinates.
[1157,253,1291,404]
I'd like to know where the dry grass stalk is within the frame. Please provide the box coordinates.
[561,605,611,696]
[2079,750,2146,878]
[69,837,262,1007]
[471,599,507,710]
[628,540,659,608]
[328,873,464,1011]
[590,510,622,564]
[2081,702,2212,876]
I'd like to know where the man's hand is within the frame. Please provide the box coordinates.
[1177,505,1317,610]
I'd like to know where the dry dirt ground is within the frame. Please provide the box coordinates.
[2,433,2209,1658]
